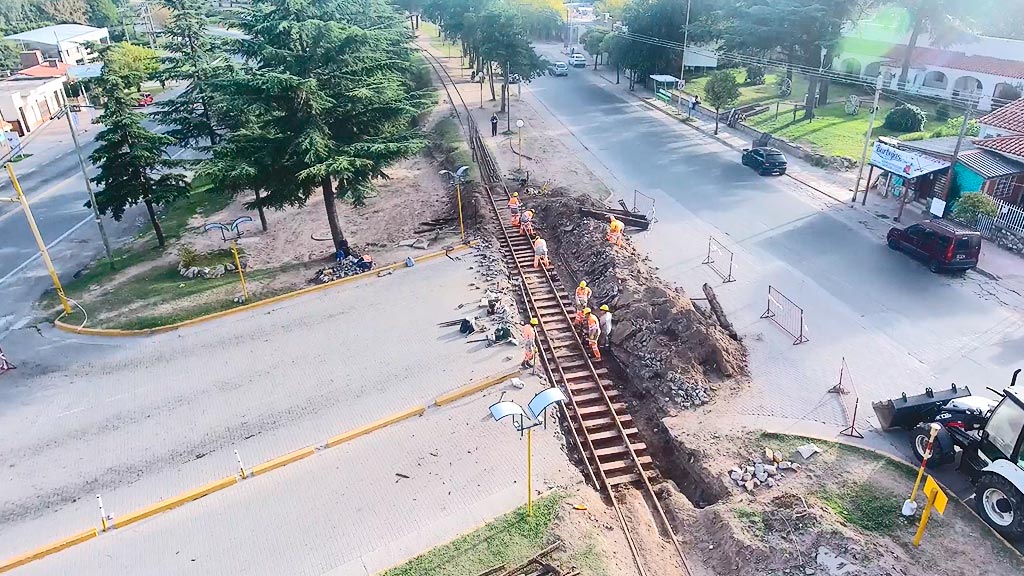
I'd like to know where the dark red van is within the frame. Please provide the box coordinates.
[886,220,981,273]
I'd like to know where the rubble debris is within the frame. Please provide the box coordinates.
[397,239,417,247]
[797,444,821,460]
[727,448,797,492]
[412,239,430,250]
[311,256,364,284]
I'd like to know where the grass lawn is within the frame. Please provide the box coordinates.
[382,492,607,576]
[684,68,960,158]
[421,21,463,58]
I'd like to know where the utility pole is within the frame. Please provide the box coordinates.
[678,0,691,108]
[852,74,885,204]
[64,107,114,268]
[506,60,511,133]
[936,96,976,215]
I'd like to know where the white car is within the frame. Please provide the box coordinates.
[569,53,587,68]
[553,62,569,76]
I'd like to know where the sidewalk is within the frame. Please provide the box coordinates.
[599,71,1024,292]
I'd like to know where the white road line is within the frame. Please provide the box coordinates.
[0,214,93,286]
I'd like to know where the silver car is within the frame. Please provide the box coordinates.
[553,62,569,76]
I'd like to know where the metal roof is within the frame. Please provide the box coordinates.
[958,149,1024,179]
[900,136,976,158]
[4,24,106,45]
[649,74,679,83]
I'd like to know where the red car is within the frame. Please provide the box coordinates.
[886,220,981,273]
[136,92,154,107]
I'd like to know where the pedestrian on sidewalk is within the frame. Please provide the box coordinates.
[490,113,499,137]
[691,95,700,116]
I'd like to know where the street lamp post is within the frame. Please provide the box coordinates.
[516,119,525,172]
[489,387,567,516]
[60,106,114,268]
[439,166,469,242]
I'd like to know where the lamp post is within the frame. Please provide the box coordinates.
[489,387,567,516]
[439,166,469,242]
[516,119,525,172]
[203,216,253,303]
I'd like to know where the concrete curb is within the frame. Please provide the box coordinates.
[53,242,478,337]
[111,475,239,530]
[0,529,98,574]
[0,367,515,572]
[434,368,522,407]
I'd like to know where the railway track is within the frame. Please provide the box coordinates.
[418,46,692,576]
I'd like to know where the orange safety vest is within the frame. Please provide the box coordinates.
[586,313,600,338]
[522,325,536,342]
[609,219,624,233]
[575,286,591,302]
[508,197,520,210]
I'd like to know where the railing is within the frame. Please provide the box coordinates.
[702,236,736,283]
[828,356,863,438]
[760,285,808,345]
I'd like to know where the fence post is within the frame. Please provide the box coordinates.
[828,357,863,438]
[702,236,736,283]
[760,285,808,345]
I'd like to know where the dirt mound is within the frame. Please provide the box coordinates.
[532,193,747,410]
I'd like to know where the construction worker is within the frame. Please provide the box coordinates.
[607,214,624,246]
[519,208,535,236]
[508,192,521,224]
[599,304,613,348]
[532,235,549,269]
[573,281,592,327]
[521,318,538,368]
[585,308,601,360]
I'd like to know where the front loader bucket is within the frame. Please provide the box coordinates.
[872,384,971,430]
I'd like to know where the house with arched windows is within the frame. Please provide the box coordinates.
[836,23,1024,112]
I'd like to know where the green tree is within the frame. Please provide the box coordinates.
[582,27,607,69]
[0,41,20,72]
[89,73,188,247]
[953,191,998,222]
[102,42,160,90]
[206,0,429,257]
[889,0,970,90]
[704,69,739,134]
[87,0,119,27]
[41,0,88,23]
[475,3,547,112]
[153,0,230,148]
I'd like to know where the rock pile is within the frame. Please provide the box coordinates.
[727,448,801,492]
[992,224,1024,255]
[311,257,365,284]
[179,261,241,280]
[806,153,858,171]
[532,193,747,410]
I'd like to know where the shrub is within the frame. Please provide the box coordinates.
[953,191,999,222]
[177,244,199,269]
[883,104,927,132]
[934,103,950,122]
[931,116,980,138]
[744,65,766,86]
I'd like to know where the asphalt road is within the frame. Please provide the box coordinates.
[527,45,1024,410]
[0,92,188,340]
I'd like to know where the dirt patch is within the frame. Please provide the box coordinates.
[532,192,747,413]
[663,424,1024,576]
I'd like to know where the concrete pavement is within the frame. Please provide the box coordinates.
[0,254,533,568]
[523,44,1024,440]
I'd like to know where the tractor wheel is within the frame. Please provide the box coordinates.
[909,424,954,468]
[976,473,1024,540]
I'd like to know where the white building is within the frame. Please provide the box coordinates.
[836,22,1024,112]
[4,24,110,66]
[0,77,69,135]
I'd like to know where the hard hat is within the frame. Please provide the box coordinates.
[513,192,519,197]
[583,307,591,314]
[579,281,587,288]
[530,318,539,325]
[600,304,610,311]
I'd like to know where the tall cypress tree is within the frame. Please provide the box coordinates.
[205,0,428,256]
[89,74,189,248]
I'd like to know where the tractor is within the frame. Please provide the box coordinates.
[873,370,1024,540]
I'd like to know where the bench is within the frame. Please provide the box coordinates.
[655,89,673,103]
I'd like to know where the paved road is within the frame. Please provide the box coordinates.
[527,45,1024,429]
[0,90,189,341]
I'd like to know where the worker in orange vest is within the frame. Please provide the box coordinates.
[521,318,538,368]
[584,308,601,360]
[574,281,592,327]
[508,192,521,226]
[532,236,549,269]
[519,208,535,236]
[607,215,624,246]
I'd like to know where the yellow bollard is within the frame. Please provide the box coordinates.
[5,163,72,315]
[231,239,248,302]
[913,475,948,546]
[455,181,465,242]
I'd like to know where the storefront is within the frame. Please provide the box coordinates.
[867,140,950,216]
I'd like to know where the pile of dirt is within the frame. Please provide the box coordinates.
[532,192,747,410]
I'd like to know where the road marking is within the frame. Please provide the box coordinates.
[0,171,88,226]
[0,214,92,286]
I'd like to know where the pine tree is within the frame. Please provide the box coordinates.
[205,0,429,256]
[154,0,230,149]
[89,74,189,248]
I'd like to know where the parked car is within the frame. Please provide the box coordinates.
[886,219,981,273]
[741,147,787,175]
[136,92,155,107]
[553,62,569,76]
[569,53,587,68]
[508,73,522,84]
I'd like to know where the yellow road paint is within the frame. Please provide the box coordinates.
[434,368,522,406]
[111,475,238,530]
[326,406,426,448]
[250,446,316,477]
[0,528,98,573]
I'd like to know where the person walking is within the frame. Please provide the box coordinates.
[519,208,535,236]
[532,236,549,269]
[584,308,601,361]
[521,318,538,369]
[599,304,613,348]
[574,281,592,327]
[490,113,499,137]
[0,345,13,372]
[508,192,521,226]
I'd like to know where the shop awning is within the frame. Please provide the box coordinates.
[870,141,949,179]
